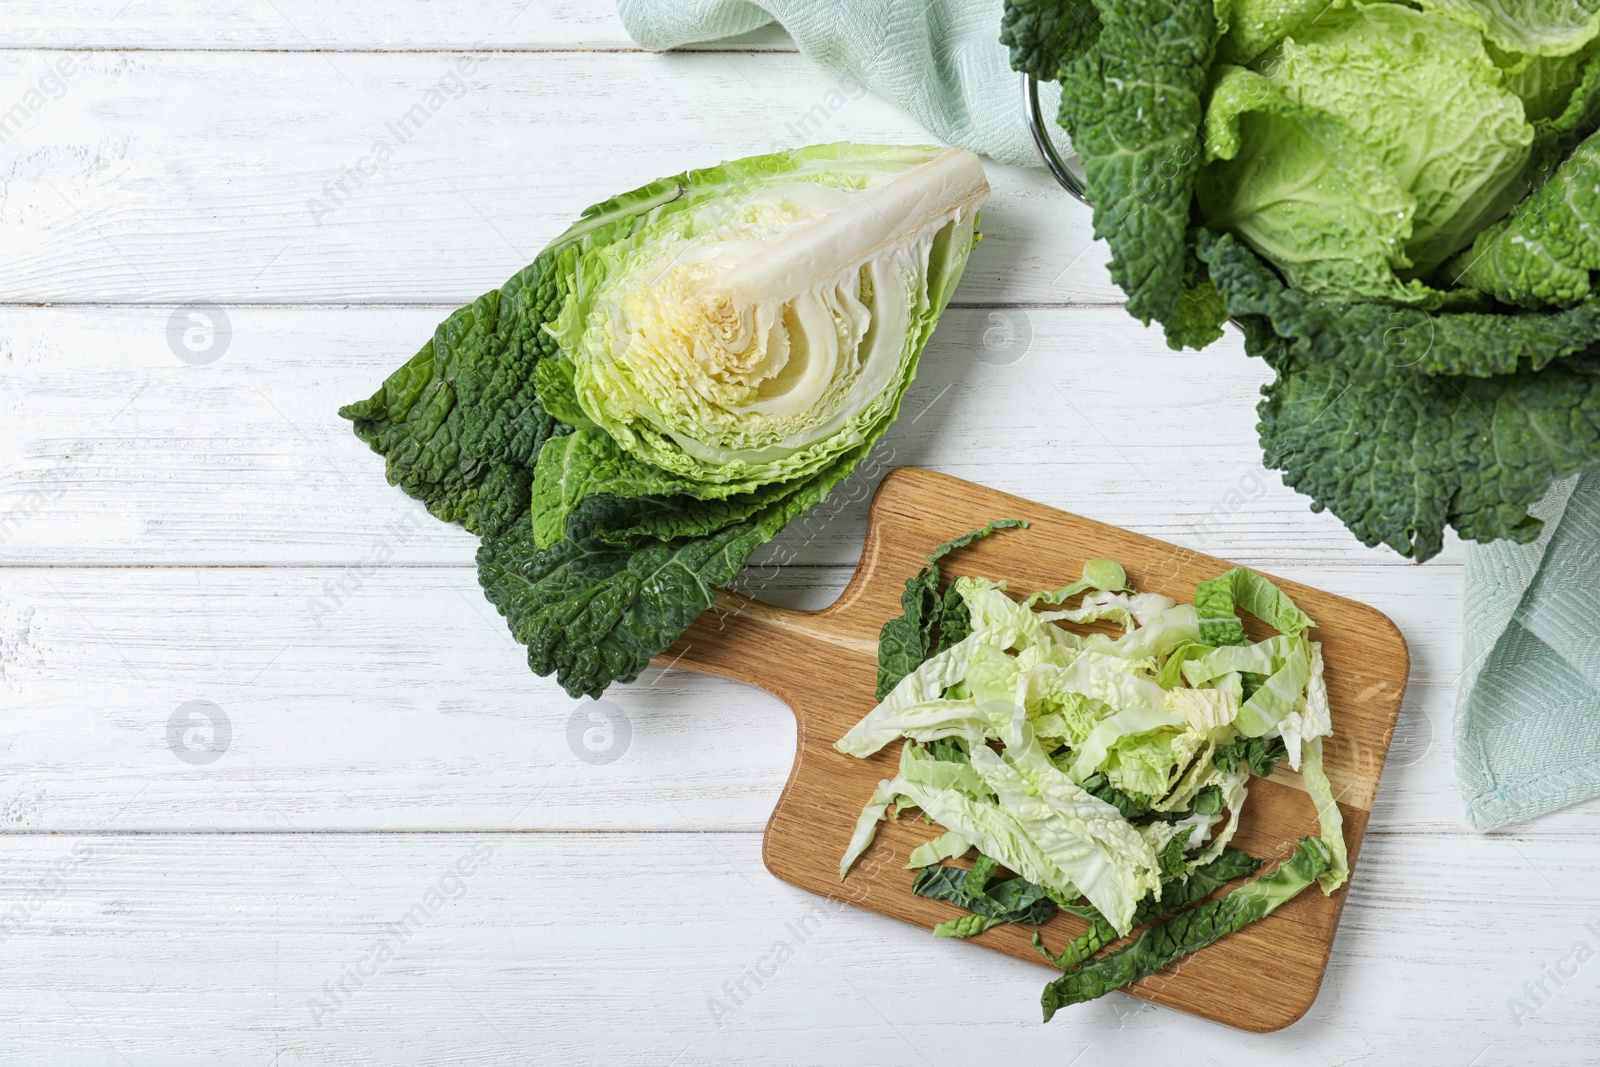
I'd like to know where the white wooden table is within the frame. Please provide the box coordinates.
[2,3,1596,1063]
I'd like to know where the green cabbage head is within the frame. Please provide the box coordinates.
[1004,0,1600,561]
[548,143,989,494]
[1199,2,1535,304]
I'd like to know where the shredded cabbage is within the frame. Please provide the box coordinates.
[837,557,1348,937]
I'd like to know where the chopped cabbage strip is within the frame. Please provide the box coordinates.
[1152,731,1227,813]
[1182,634,1300,686]
[1277,641,1332,769]
[906,830,972,869]
[1234,642,1313,737]
[1022,558,1129,609]
[1165,687,1241,732]
[1069,706,1188,782]
[836,636,989,757]
[839,778,896,880]
[1299,736,1350,893]
[1035,590,1179,633]
[899,740,994,798]
[1044,652,1171,714]
[888,777,1084,902]
[1111,604,1201,660]
[1185,766,1252,872]
[970,744,1159,933]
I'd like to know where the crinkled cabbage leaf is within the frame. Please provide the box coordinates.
[344,143,987,696]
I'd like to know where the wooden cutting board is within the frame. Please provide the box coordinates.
[653,468,1409,1032]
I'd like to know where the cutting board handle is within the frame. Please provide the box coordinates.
[654,588,880,706]
[653,471,904,702]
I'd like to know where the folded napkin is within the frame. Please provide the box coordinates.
[1458,470,1600,829]
[615,0,1056,167]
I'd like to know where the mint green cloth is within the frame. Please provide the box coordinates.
[1459,470,1600,829]
[616,0,1058,168]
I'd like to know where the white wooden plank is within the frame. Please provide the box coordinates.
[0,562,793,832]
[0,49,1108,306]
[0,830,1592,1064]
[1,558,1541,838]
[0,305,1453,567]
[1,0,795,51]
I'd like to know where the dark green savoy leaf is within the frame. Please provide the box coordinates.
[1156,832,1189,880]
[1036,846,1261,970]
[1189,784,1224,816]
[965,854,1001,897]
[1256,324,1600,559]
[910,864,976,906]
[933,584,973,654]
[983,873,1056,920]
[479,445,860,699]
[1034,920,1112,972]
[925,736,971,765]
[339,253,569,538]
[1078,772,1151,820]
[1170,232,1229,350]
[926,519,1032,567]
[1199,231,1600,378]
[532,426,874,552]
[1158,846,1262,909]
[875,573,945,701]
[1040,838,1327,1019]
[1213,735,1287,778]
[876,519,1028,699]
[478,519,765,700]
[912,859,1056,933]
[1000,0,1102,81]
[1198,230,1600,560]
[1053,0,1216,348]
[564,487,803,550]
[1137,783,1225,824]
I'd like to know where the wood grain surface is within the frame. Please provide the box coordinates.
[659,468,1408,1032]
[6,3,1598,1062]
